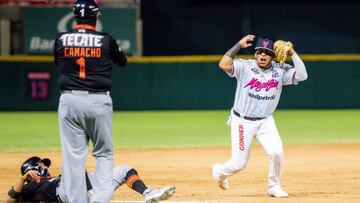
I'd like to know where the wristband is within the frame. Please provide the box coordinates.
[225,43,241,58]
[8,186,21,199]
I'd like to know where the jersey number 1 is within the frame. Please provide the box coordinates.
[76,57,86,80]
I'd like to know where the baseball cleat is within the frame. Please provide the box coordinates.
[267,186,288,198]
[212,164,229,190]
[144,186,176,203]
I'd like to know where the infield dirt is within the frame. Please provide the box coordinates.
[1,144,359,203]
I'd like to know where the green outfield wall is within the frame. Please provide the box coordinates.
[0,55,359,110]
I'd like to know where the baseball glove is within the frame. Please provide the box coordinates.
[273,40,293,64]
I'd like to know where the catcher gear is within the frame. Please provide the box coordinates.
[21,156,51,176]
[274,40,293,64]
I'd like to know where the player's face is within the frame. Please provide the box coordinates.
[37,162,48,169]
[255,49,274,69]
[36,161,50,176]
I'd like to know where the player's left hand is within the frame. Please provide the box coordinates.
[274,40,293,64]
[289,47,297,56]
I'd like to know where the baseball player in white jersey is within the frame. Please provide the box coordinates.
[212,35,308,198]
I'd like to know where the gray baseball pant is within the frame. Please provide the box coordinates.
[57,91,114,203]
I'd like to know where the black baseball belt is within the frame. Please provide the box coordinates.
[232,110,265,121]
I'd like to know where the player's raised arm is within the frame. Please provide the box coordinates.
[4,170,40,203]
[289,48,308,81]
[219,34,255,73]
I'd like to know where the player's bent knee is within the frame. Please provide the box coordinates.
[92,150,114,159]
[113,165,133,180]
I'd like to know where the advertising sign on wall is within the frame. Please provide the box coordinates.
[24,7,136,55]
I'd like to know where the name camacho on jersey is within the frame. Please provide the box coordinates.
[54,25,127,92]
[61,33,103,58]
[228,59,299,118]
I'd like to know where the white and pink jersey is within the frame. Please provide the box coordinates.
[228,59,299,118]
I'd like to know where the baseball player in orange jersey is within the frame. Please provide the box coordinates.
[212,35,308,198]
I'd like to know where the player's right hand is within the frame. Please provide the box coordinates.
[239,35,255,48]
[23,170,40,181]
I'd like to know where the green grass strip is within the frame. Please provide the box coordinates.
[0,110,359,152]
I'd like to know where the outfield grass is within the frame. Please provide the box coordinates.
[0,110,359,152]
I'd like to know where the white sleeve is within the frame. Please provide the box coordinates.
[292,54,308,82]
[282,63,296,85]
[227,59,244,79]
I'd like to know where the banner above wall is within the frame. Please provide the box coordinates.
[23,7,136,55]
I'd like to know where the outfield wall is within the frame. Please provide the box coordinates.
[0,55,360,110]
[141,1,360,55]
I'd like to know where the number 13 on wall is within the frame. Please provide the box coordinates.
[27,72,51,100]
[76,57,86,80]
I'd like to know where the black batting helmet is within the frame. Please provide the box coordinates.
[73,0,99,20]
[20,156,51,176]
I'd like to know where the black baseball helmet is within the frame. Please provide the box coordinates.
[20,156,51,176]
[73,0,99,20]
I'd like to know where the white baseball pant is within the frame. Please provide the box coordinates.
[215,111,284,189]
